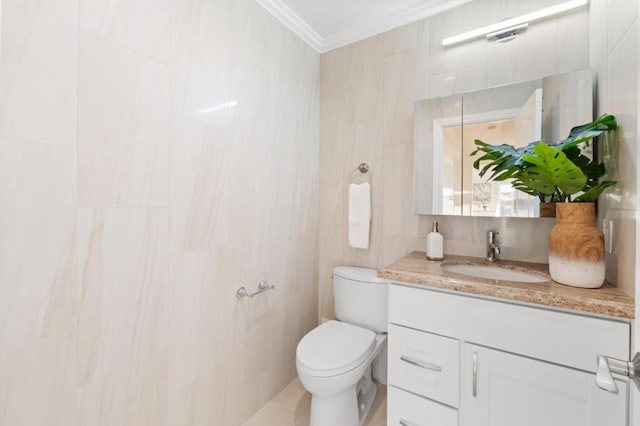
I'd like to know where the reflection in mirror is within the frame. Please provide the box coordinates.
[414,69,593,218]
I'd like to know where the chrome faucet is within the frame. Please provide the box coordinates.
[486,230,501,262]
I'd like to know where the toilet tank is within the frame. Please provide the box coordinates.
[333,266,388,332]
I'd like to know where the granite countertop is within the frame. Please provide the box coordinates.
[378,251,635,320]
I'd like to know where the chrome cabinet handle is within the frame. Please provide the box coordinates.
[596,355,618,393]
[472,352,478,397]
[400,355,442,372]
[596,352,640,393]
[399,420,419,426]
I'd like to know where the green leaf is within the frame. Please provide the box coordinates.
[472,142,523,172]
[471,140,535,181]
[574,180,617,202]
[553,114,618,151]
[469,114,617,202]
[511,180,545,199]
[520,142,587,196]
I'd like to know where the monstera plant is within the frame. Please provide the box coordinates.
[471,114,618,203]
[472,114,618,288]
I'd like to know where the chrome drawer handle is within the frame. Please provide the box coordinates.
[400,355,442,372]
[399,420,420,426]
[472,352,478,397]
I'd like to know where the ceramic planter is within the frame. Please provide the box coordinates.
[539,202,556,218]
[548,203,605,288]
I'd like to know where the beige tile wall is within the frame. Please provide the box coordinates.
[318,0,637,320]
[0,0,637,422]
[0,0,319,425]
[589,0,639,300]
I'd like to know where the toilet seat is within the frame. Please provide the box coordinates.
[297,321,376,378]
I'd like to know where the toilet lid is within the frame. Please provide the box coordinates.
[296,321,376,377]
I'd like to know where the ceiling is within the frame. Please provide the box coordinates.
[255,0,472,53]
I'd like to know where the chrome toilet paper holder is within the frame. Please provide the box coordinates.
[236,280,275,300]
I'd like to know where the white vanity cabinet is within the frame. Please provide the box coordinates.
[387,283,631,426]
[461,344,627,426]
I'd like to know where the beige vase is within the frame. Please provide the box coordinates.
[548,203,605,288]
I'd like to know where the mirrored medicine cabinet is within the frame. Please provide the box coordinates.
[414,69,593,218]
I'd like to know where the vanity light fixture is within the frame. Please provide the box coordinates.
[485,23,528,43]
[442,0,588,47]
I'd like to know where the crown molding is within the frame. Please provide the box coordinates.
[256,0,471,53]
[254,0,324,51]
[321,0,471,52]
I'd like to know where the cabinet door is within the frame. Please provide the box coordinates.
[461,343,628,426]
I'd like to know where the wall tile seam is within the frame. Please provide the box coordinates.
[319,256,343,263]
[319,147,343,158]
[319,93,348,102]
[265,109,318,124]
[344,115,386,126]
[429,68,487,91]
[604,206,638,213]
[76,203,170,209]
[589,14,606,37]
[319,96,347,107]
[383,44,421,59]
[75,206,169,211]
[319,177,344,182]
[607,15,638,54]
[382,232,419,240]
[79,28,171,67]
[34,330,77,345]
[78,26,171,214]
[382,140,414,147]
[75,13,82,212]
[167,247,220,256]
[390,22,431,55]
[0,136,77,149]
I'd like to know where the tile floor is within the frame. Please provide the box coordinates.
[243,379,387,426]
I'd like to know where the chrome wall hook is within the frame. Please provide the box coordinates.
[349,163,371,185]
[236,280,275,300]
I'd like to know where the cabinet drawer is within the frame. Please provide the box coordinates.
[387,385,458,426]
[388,324,459,407]
[389,284,630,373]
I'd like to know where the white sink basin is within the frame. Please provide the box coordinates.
[442,263,549,283]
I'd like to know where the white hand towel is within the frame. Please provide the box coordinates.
[348,182,371,249]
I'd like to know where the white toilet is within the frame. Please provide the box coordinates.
[296,266,388,426]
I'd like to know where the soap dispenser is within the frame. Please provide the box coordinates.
[426,221,444,260]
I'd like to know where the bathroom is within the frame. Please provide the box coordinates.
[0,0,638,424]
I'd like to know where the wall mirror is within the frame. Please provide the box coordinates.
[414,69,593,217]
